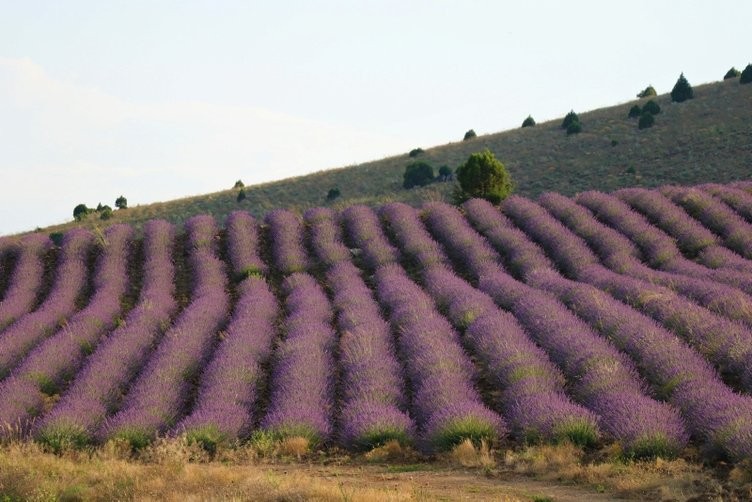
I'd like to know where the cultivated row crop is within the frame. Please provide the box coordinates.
[1,181,752,461]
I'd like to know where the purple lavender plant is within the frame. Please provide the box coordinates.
[341,205,399,270]
[305,207,351,267]
[259,273,335,446]
[0,224,132,439]
[225,211,266,278]
[265,209,308,274]
[0,228,94,379]
[34,220,177,449]
[99,215,229,448]
[0,234,51,331]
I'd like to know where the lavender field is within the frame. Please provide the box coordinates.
[2,181,752,462]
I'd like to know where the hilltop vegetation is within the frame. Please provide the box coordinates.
[24,76,752,236]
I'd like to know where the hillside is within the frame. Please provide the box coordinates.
[30,77,752,235]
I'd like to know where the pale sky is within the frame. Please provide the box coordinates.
[1,0,750,235]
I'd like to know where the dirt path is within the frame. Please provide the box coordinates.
[266,463,620,501]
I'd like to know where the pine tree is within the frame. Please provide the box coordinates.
[741,64,752,85]
[671,73,694,103]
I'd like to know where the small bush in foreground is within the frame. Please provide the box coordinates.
[403,162,435,189]
[671,73,694,102]
[431,416,499,451]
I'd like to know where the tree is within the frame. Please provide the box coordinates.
[628,105,642,118]
[521,115,536,128]
[408,148,424,158]
[326,187,341,201]
[236,189,246,203]
[566,121,582,135]
[642,100,661,115]
[463,129,477,141]
[438,165,453,181]
[73,204,91,221]
[403,162,435,189]
[741,64,752,84]
[638,112,655,130]
[637,85,657,98]
[455,149,513,204]
[115,195,128,210]
[233,180,244,189]
[99,206,113,220]
[671,73,694,103]
[561,110,579,129]
[724,67,741,80]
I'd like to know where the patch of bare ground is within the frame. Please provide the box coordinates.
[1,440,750,501]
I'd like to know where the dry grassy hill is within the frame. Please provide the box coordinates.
[37,77,752,234]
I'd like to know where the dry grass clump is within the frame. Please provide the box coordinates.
[447,438,496,469]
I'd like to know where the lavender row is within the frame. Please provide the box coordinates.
[661,185,752,260]
[304,207,351,268]
[174,211,276,444]
[462,198,554,279]
[0,234,51,331]
[265,209,308,274]
[617,188,752,274]
[0,224,133,437]
[528,268,752,460]
[420,202,687,456]
[0,229,94,379]
[100,215,229,447]
[380,203,598,445]
[259,273,335,445]
[34,220,178,447]
[538,192,752,326]
[326,261,415,449]
[699,183,752,224]
[503,195,752,390]
[341,205,399,270]
[226,211,267,278]
[372,263,506,450]
[576,191,752,292]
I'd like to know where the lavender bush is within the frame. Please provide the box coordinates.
[0,234,51,331]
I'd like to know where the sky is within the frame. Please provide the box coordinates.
[1,0,750,235]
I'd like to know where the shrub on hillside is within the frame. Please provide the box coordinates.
[637,85,657,98]
[566,121,582,135]
[115,195,128,210]
[326,187,341,201]
[561,110,579,130]
[403,162,435,189]
[741,64,752,84]
[628,105,642,118]
[724,67,741,80]
[409,148,424,158]
[233,180,244,189]
[73,204,91,221]
[454,149,513,204]
[642,100,661,115]
[671,73,694,103]
[521,115,536,128]
[438,165,453,181]
[100,206,113,220]
[463,129,477,141]
[638,111,655,130]
[236,189,246,203]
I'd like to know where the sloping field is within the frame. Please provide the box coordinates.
[2,180,752,472]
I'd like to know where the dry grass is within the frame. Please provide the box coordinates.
[20,79,752,237]
[3,440,751,501]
